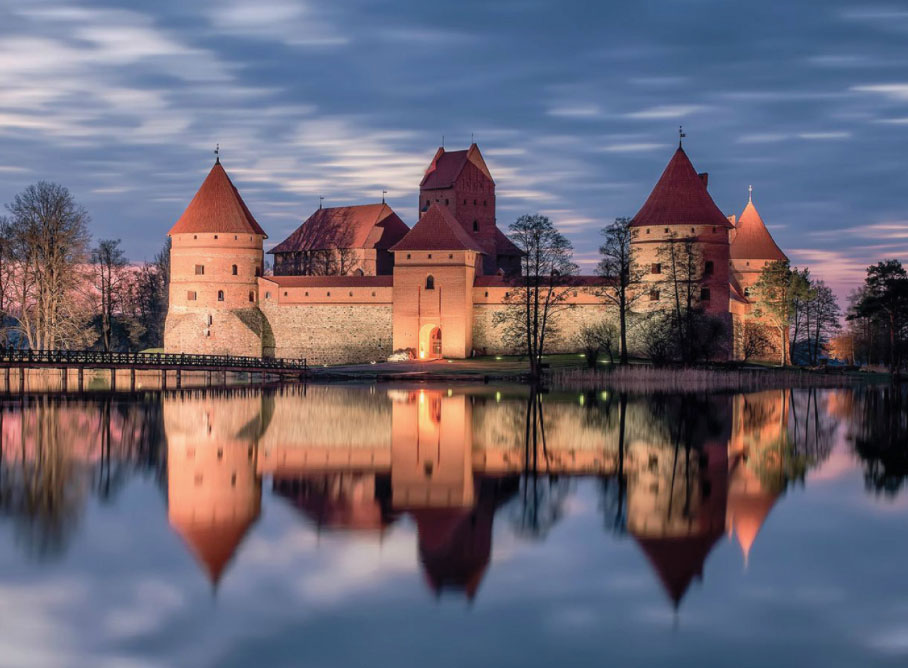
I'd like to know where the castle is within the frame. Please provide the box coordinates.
[163,142,787,363]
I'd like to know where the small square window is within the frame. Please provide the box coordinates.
[407,253,411,259]
[651,263,661,274]
[304,291,308,296]
[449,254,453,259]
[705,260,714,275]
[348,291,353,297]
[284,291,288,297]
[649,290,660,301]
[195,264,204,275]
[265,292,271,299]
[701,287,711,301]
[327,291,331,297]
[214,235,218,239]
[428,254,432,259]
[187,291,197,301]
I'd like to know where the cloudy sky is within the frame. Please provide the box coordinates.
[1,0,906,298]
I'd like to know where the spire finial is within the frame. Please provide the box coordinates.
[471,132,474,144]
[678,125,686,148]
[381,189,387,204]
[214,143,220,164]
[748,184,753,203]
[319,195,324,210]
[442,134,445,149]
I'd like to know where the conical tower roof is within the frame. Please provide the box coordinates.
[631,147,733,229]
[731,193,787,261]
[169,160,267,237]
[171,515,258,585]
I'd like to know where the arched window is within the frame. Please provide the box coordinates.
[425,275,435,290]
[353,268,364,276]
[232,264,238,275]
[217,290,225,301]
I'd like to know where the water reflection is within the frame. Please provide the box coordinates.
[0,384,902,609]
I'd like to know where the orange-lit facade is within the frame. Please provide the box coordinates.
[164,143,788,362]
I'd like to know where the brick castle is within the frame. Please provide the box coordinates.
[163,142,787,363]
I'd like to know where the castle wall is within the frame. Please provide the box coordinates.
[259,283,394,363]
[471,286,614,355]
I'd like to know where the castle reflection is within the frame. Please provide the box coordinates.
[0,384,852,607]
[162,385,815,605]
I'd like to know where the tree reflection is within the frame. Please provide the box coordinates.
[0,396,164,559]
[508,390,573,540]
[852,386,908,496]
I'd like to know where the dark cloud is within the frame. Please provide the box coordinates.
[1,0,906,298]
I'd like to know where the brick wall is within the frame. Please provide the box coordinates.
[164,306,264,356]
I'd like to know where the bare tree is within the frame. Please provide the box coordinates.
[597,217,643,364]
[495,214,577,380]
[91,239,130,351]
[4,182,92,350]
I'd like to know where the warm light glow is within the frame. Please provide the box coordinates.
[495,391,501,402]
[419,350,425,359]
[600,391,609,401]
[579,395,585,406]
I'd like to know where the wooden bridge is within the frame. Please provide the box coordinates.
[0,349,308,392]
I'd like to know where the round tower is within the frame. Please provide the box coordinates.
[164,158,268,356]
[630,145,734,320]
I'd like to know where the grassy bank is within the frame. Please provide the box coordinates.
[550,364,888,393]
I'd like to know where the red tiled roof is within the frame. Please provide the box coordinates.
[172,517,257,585]
[169,161,267,237]
[730,199,788,262]
[631,148,733,229]
[493,227,524,257]
[269,203,409,254]
[635,530,724,608]
[391,204,484,253]
[261,275,393,287]
[474,274,607,287]
[420,144,494,190]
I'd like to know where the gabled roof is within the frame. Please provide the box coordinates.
[420,143,494,190]
[391,204,484,253]
[730,197,788,262]
[269,203,408,254]
[631,148,734,229]
[169,161,267,237]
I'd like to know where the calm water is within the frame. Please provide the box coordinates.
[0,384,906,667]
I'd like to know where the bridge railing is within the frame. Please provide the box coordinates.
[0,348,308,371]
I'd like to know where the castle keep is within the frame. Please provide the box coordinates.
[164,143,787,363]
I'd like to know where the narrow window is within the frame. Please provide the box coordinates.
[428,254,432,259]
[407,253,411,259]
[234,235,238,240]
[214,235,218,239]
[284,291,288,296]
[445,199,449,205]
[348,291,353,297]
[265,292,271,299]
[255,267,261,277]
[195,264,204,275]
[304,291,308,296]
[646,228,651,234]
[651,263,661,274]
[484,200,487,206]
[425,275,435,290]
[449,254,453,259]
[327,291,331,297]
[473,220,479,232]
[232,264,238,275]
[744,287,751,297]
[217,290,225,301]
[207,315,213,326]
[474,199,477,205]
[705,260,714,275]
[701,287,711,301]
[193,235,197,240]
[249,291,255,302]
[463,199,467,204]
[664,227,669,233]
[649,290,660,301]
[484,291,489,297]
[371,291,376,297]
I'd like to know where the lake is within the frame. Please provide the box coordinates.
[0,383,906,667]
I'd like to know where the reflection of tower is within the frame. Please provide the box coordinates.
[391,389,511,600]
[726,390,789,564]
[165,395,263,585]
[627,417,729,608]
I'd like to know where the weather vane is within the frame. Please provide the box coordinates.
[214,143,220,163]
[678,126,686,148]
[319,195,324,210]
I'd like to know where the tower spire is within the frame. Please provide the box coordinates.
[678,125,686,148]
[382,189,387,204]
[214,143,220,164]
[748,184,753,203]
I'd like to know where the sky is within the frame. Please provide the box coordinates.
[0,0,907,300]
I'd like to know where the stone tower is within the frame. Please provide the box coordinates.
[419,143,521,275]
[630,145,734,354]
[390,204,482,359]
[164,158,268,356]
